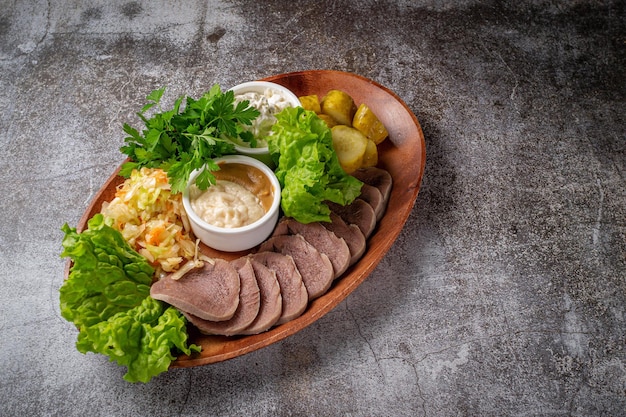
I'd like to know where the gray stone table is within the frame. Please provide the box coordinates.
[1,1,624,416]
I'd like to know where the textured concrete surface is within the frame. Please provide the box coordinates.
[1,1,625,416]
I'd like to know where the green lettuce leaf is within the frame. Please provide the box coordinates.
[60,213,200,383]
[76,296,199,383]
[267,107,363,224]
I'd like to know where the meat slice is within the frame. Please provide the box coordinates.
[273,217,351,278]
[183,258,260,336]
[150,259,240,322]
[240,259,283,335]
[321,212,366,266]
[259,234,334,300]
[250,252,308,325]
[327,198,377,239]
[359,183,386,221]
[352,167,393,203]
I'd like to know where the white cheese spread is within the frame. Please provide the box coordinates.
[234,88,294,146]
[189,180,266,228]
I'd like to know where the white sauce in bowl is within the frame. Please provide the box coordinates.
[234,88,294,146]
[189,180,266,228]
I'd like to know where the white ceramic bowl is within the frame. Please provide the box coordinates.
[229,81,301,167]
[182,155,281,252]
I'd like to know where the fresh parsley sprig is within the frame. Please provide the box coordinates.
[120,84,260,193]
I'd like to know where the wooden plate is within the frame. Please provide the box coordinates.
[67,70,426,368]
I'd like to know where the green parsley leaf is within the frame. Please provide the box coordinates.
[120,85,260,193]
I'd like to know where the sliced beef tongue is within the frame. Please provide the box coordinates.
[352,167,393,203]
[150,258,240,322]
[321,212,366,266]
[327,198,377,239]
[273,217,351,279]
[183,258,261,336]
[259,234,334,300]
[250,251,308,325]
[358,183,386,222]
[240,259,283,335]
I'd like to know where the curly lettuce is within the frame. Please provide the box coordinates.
[60,214,199,383]
[267,107,362,223]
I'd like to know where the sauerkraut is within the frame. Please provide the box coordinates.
[101,167,196,275]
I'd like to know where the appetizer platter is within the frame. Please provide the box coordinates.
[62,70,425,381]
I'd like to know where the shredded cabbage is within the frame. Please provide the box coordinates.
[101,167,196,275]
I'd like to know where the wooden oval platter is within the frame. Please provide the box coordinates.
[66,70,426,368]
